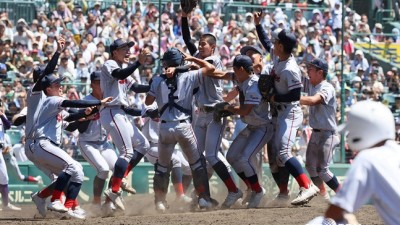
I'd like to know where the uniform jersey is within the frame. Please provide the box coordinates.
[238,74,270,126]
[32,96,69,145]
[195,55,224,107]
[330,140,400,225]
[26,89,46,140]
[149,70,201,122]
[101,60,136,107]
[270,55,303,98]
[302,78,337,131]
[78,94,107,142]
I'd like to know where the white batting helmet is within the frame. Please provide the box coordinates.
[338,101,395,151]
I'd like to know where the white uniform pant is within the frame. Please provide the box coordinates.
[78,140,118,180]
[25,139,57,181]
[32,139,84,183]
[227,124,273,177]
[0,152,8,185]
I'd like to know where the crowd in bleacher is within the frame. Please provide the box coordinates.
[0,0,399,163]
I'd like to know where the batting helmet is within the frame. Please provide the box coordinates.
[338,101,395,151]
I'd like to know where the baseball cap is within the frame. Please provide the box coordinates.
[160,48,183,67]
[41,74,66,89]
[271,28,283,42]
[33,65,46,82]
[240,45,263,55]
[90,71,101,81]
[109,38,135,54]
[233,55,253,71]
[274,29,297,50]
[294,8,301,13]
[308,59,328,74]
[375,23,383,29]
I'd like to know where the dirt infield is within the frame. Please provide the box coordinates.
[0,194,383,225]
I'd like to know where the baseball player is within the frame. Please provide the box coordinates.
[145,48,216,212]
[216,55,273,208]
[310,101,400,225]
[182,11,241,208]
[31,73,112,219]
[100,38,150,211]
[268,29,319,206]
[253,12,293,206]
[0,108,21,211]
[300,59,340,199]
[71,71,119,212]
[22,38,67,217]
[141,105,193,204]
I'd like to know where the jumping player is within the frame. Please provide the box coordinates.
[182,9,241,208]
[100,38,150,211]
[300,59,340,199]
[268,29,319,206]
[145,48,216,212]
[31,74,112,219]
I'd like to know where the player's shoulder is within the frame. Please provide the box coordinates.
[83,94,96,101]
[104,59,118,68]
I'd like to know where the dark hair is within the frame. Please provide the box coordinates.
[200,34,217,46]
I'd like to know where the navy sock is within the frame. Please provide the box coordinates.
[66,182,82,200]
[55,172,71,192]
[212,161,231,181]
[326,176,340,191]
[171,167,183,184]
[128,151,144,167]
[284,157,304,178]
[114,158,129,178]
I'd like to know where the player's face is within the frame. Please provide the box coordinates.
[198,39,214,58]
[113,46,130,63]
[273,40,283,57]
[47,83,63,96]
[246,52,262,74]
[307,66,322,86]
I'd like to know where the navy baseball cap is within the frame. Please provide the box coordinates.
[90,71,101,81]
[109,38,135,53]
[308,58,328,74]
[274,29,297,50]
[41,74,66,89]
[240,45,263,55]
[33,65,46,82]
[160,48,183,67]
[233,55,253,71]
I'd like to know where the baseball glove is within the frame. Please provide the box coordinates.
[145,109,160,119]
[258,74,275,102]
[181,0,197,14]
[213,102,233,122]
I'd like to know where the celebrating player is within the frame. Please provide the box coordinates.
[100,39,150,211]
[182,8,241,209]
[145,48,216,212]
[300,59,341,199]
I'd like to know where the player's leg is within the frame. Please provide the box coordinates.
[0,152,20,210]
[175,150,193,193]
[101,109,134,210]
[306,132,326,195]
[237,126,272,208]
[154,124,177,212]
[276,107,319,205]
[317,132,340,193]
[6,153,40,183]
[170,150,192,203]
[35,139,84,215]
[205,117,239,197]
[78,141,110,205]
[177,123,212,208]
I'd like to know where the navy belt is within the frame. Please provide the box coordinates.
[199,106,214,113]
[161,120,187,123]
[313,129,321,132]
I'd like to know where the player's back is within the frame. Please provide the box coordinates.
[78,94,107,142]
[26,90,46,139]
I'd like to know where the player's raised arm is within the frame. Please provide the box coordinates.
[183,52,215,76]
[254,12,273,53]
[181,12,198,55]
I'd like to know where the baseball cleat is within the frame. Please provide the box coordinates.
[35,176,43,185]
[247,187,266,209]
[2,203,21,211]
[155,201,167,213]
[291,183,320,206]
[104,189,125,211]
[31,191,47,217]
[121,178,136,194]
[221,189,243,209]
[176,194,193,204]
[266,193,290,208]
[101,201,116,217]
[66,208,86,219]
[47,200,68,212]
[72,206,86,217]
[241,189,253,206]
